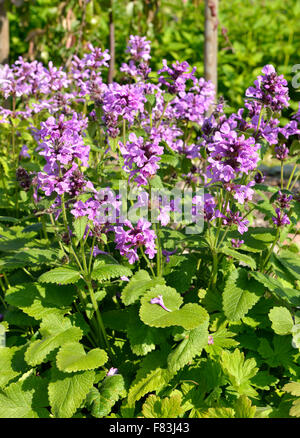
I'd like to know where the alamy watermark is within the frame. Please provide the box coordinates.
[93,181,205,234]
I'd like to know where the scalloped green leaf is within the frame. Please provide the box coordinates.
[39,266,81,285]
[25,315,83,366]
[0,375,50,418]
[48,368,95,418]
[268,306,294,335]
[5,283,76,320]
[121,270,165,306]
[56,342,108,373]
[86,374,126,418]
[167,310,209,373]
[140,286,205,330]
[223,268,264,321]
[91,264,132,282]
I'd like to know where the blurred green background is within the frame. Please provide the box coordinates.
[5,0,300,113]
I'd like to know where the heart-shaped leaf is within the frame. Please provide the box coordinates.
[56,342,108,373]
[140,285,207,330]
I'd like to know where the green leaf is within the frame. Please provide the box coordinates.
[258,336,295,369]
[276,250,300,281]
[86,374,126,418]
[283,382,300,417]
[5,283,76,320]
[48,368,95,418]
[223,268,264,321]
[121,270,165,306]
[39,266,81,285]
[142,392,186,418]
[0,346,29,388]
[73,216,88,241]
[268,306,294,335]
[205,325,239,355]
[250,271,300,306]
[56,342,107,373]
[140,285,206,330]
[91,264,132,282]
[128,351,173,406]
[0,375,49,418]
[220,247,256,270]
[25,315,83,366]
[221,349,258,397]
[126,308,160,356]
[234,396,256,418]
[167,310,209,373]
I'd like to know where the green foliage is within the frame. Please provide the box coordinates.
[223,268,264,321]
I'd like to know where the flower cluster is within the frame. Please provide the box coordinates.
[120,132,164,186]
[114,219,157,264]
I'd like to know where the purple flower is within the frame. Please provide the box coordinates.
[114,218,157,264]
[277,191,293,209]
[272,208,290,227]
[19,144,30,159]
[274,144,289,161]
[206,123,260,183]
[162,249,177,263]
[106,367,118,376]
[125,35,151,62]
[208,335,214,345]
[120,132,164,186]
[222,210,249,235]
[150,295,171,312]
[158,60,196,94]
[102,83,146,129]
[231,238,244,248]
[245,64,289,112]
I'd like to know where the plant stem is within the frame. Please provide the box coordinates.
[140,246,155,277]
[286,163,297,190]
[261,228,280,270]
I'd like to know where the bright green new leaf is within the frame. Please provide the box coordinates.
[121,270,165,306]
[56,342,108,373]
[268,306,294,335]
[140,285,206,330]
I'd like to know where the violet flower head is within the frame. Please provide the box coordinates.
[272,208,290,227]
[277,191,293,210]
[125,35,151,62]
[162,249,177,263]
[231,238,244,248]
[150,295,171,312]
[19,144,30,159]
[114,218,157,264]
[254,172,265,184]
[246,64,290,112]
[120,132,164,186]
[275,144,289,161]
[206,123,260,183]
[158,59,196,94]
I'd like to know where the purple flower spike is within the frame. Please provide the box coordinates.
[150,295,171,312]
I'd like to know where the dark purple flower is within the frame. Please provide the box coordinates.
[274,144,289,161]
[272,207,290,227]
